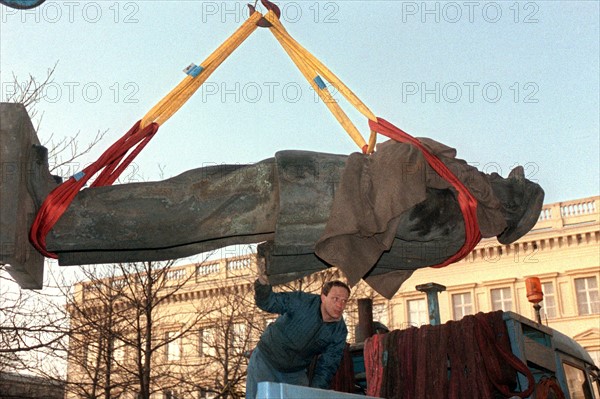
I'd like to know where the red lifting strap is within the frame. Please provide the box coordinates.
[29,120,160,258]
[536,377,566,399]
[368,117,482,268]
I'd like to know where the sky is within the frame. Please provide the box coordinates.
[1,0,599,206]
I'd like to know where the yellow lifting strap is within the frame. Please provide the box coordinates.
[140,12,262,129]
[263,10,378,153]
[140,9,378,153]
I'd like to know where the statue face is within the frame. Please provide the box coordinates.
[320,286,349,322]
[489,169,545,244]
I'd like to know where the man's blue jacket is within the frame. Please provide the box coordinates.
[254,280,348,389]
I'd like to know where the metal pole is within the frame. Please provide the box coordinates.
[356,298,374,343]
[533,303,542,324]
[415,282,447,326]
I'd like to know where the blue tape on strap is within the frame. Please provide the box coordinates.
[72,171,85,181]
[313,75,326,90]
[184,63,204,78]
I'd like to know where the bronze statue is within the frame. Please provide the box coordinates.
[1,103,544,296]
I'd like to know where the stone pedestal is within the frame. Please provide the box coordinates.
[0,103,58,288]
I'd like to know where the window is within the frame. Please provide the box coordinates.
[575,277,600,315]
[113,339,126,364]
[563,362,593,399]
[166,331,181,361]
[373,303,389,327]
[85,342,99,368]
[451,292,473,320]
[407,299,428,326]
[135,274,149,285]
[197,387,217,399]
[590,368,600,399]
[229,323,247,354]
[200,328,216,357]
[491,288,513,311]
[164,390,179,399]
[541,282,557,319]
[587,349,600,369]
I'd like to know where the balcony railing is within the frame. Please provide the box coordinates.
[533,196,599,230]
[195,263,220,278]
[226,257,251,271]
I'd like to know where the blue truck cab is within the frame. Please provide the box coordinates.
[504,311,599,399]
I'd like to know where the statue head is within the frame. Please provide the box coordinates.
[489,166,545,244]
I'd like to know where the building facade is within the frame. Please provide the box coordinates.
[65,195,599,398]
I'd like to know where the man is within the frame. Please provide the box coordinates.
[246,275,350,398]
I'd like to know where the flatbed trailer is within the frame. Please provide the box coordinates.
[354,311,599,399]
[263,311,599,399]
[257,382,379,399]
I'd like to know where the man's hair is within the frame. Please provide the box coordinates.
[322,280,351,296]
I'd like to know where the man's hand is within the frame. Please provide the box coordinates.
[256,258,270,285]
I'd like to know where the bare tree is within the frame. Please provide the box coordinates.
[4,62,57,125]
[61,265,130,399]
[63,251,300,399]
[64,258,221,399]
[192,270,261,399]
[0,65,115,389]
[4,62,109,179]
[0,263,70,374]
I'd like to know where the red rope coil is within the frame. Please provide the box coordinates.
[364,311,536,399]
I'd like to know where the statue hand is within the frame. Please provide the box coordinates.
[256,258,270,285]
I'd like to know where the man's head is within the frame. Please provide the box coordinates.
[320,280,350,322]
